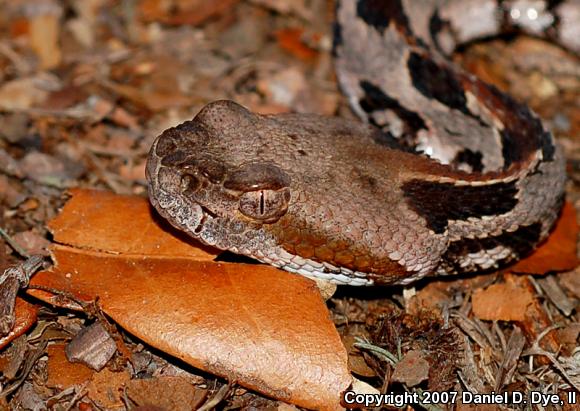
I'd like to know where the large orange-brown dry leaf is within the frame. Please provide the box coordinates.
[510,201,578,275]
[32,247,350,410]
[30,189,351,410]
[47,188,219,259]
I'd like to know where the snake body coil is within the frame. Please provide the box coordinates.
[146,0,572,285]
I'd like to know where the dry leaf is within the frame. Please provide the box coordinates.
[472,277,536,322]
[558,268,580,299]
[342,335,375,378]
[256,67,307,108]
[392,350,430,387]
[275,28,319,61]
[48,188,219,259]
[126,376,207,411]
[12,230,51,256]
[0,299,38,350]
[47,343,94,388]
[105,82,192,113]
[29,12,62,69]
[511,201,578,274]
[139,0,241,26]
[0,78,49,111]
[472,274,559,353]
[250,0,312,20]
[86,367,131,409]
[31,247,351,410]
[30,189,351,410]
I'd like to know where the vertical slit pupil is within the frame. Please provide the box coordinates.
[259,190,265,215]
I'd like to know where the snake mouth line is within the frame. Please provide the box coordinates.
[193,204,217,234]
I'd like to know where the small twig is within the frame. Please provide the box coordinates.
[0,255,44,336]
[27,284,87,311]
[0,42,31,73]
[63,381,89,411]
[0,227,30,258]
[354,338,399,366]
[197,381,235,411]
[521,324,580,392]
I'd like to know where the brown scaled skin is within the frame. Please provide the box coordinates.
[147,100,564,285]
[147,100,455,284]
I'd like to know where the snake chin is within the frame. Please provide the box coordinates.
[150,188,205,236]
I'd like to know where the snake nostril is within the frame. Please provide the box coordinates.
[181,173,202,194]
[161,150,188,166]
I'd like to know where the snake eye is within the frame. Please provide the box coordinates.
[239,188,290,223]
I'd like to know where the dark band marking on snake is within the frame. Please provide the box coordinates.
[401,179,520,234]
[146,0,576,285]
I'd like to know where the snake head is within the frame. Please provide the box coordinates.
[146,100,292,250]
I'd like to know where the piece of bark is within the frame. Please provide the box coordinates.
[65,321,117,371]
[494,327,526,391]
[0,277,20,337]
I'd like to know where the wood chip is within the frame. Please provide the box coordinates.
[536,275,575,316]
[65,321,117,371]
